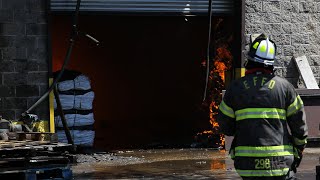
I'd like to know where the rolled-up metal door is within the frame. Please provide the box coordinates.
[50,0,234,15]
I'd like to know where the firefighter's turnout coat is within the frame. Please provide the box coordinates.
[217,71,308,178]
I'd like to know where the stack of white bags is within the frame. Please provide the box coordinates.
[54,70,95,147]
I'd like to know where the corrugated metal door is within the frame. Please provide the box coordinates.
[50,0,234,15]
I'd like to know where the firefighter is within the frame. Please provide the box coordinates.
[216,34,308,180]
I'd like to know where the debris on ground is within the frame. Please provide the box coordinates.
[76,152,148,165]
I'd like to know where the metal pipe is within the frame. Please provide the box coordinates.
[53,86,75,147]
[202,0,213,101]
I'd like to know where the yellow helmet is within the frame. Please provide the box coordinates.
[248,34,277,66]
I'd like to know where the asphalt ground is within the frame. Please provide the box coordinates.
[72,148,320,179]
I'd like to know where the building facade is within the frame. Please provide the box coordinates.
[0,0,48,120]
[0,0,319,126]
[245,0,320,87]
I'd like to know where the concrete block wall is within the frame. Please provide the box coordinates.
[245,0,320,88]
[0,0,48,120]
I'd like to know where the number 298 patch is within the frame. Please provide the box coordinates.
[255,158,271,169]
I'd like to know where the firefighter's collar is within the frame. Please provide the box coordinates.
[245,68,272,75]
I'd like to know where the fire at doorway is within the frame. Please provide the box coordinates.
[50,13,242,150]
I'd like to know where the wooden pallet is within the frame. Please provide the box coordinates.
[0,140,50,148]
[0,165,72,180]
[0,140,75,179]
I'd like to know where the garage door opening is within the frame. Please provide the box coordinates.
[50,1,243,150]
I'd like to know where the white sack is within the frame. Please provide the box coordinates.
[55,113,95,127]
[74,75,91,90]
[57,80,74,92]
[54,91,95,110]
[74,91,95,110]
[57,74,91,91]
[54,94,75,110]
[57,130,95,147]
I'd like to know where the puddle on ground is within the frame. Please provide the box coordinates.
[72,148,320,180]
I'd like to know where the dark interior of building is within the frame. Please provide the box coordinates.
[51,14,236,150]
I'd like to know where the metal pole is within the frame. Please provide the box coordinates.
[53,86,74,147]
[202,0,213,102]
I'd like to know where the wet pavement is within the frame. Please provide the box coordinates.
[72,148,320,179]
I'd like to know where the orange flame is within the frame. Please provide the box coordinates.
[220,134,225,147]
[196,19,233,149]
[198,45,232,149]
[214,61,227,82]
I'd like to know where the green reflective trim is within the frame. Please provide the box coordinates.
[287,95,304,117]
[235,108,286,121]
[236,145,293,151]
[253,42,259,49]
[235,145,294,157]
[293,147,299,158]
[269,46,275,54]
[260,44,267,52]
[236,168,290,177]
[235,152,293,157]
[293,137,307,145]
[219,100,235,118]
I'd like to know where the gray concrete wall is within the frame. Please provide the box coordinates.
[0,0,48,120]
[245,0,320,88]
